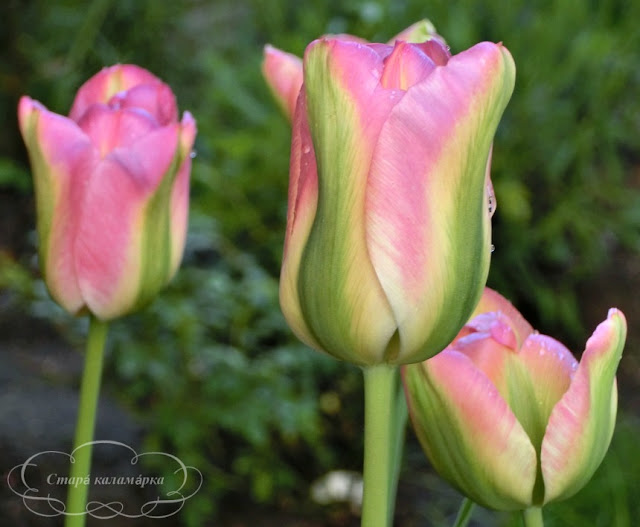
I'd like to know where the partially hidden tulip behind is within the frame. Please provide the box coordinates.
[19,64,196,320]
[262,19,445,122]
[279,33,515,366]
[403,288,627,510]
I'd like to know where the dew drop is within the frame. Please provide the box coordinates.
[490,244,495,253]
[303,145,311,154]
[190,150,197,159]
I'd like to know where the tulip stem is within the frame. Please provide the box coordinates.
[522,507,544,527]
[361,364,398,527]
[64,315,109,527]
[387,369,408,525]
[452,498,475,527]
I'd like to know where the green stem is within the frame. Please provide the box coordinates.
[522,507,544,527]
[64,315,109,527]
[452,498,475,527]
[387,370,408,525]
[361,364,397,527]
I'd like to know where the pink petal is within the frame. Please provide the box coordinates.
[519,334,577,417]
[380,41,437,90]
[279,91,323,351]
[365,43,514,359]
[76,105,159,157]
[262,45,304,122]
[287,38,402,363]
[451,321,515,396]
[69,64,163,122]
[405,351,537,509]
[464,312,519,350]
[415,39,451,65]
[472,288,535,347]
[107,82,178,126]
[540,309,626,503]
[18,96,98,314]
[168,112,197,276]
[74,125,180,318]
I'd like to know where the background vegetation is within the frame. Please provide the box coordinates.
[1,0,639,525]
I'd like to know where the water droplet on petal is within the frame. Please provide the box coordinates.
[490,244,495,253]
[303,145,311,154]
[190,150,197,159]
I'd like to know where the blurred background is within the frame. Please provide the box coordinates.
[1,0,639,525]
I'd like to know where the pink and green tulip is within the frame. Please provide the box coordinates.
[403,288,627,510]
[18,64,196,320]
[279,35,515,366]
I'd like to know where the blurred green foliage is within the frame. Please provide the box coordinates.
[1,0,639,525]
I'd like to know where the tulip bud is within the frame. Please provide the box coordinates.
[279,36,515,366]
[19,64,196,320]
[403,288,627,509]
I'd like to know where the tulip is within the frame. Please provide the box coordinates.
[262,45,303,122]
[18,64,196,320]
[279,36,515,366]
[403,288,627,511]
[263,20,446,122]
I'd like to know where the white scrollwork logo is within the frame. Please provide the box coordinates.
[6,440,203,519]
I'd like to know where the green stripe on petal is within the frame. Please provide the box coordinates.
[404,353,536,510]
[540,309,626,504]
[297,39,398,364]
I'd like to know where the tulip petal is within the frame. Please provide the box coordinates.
[279,92,324,352]
[388,19,447,47]
[541,309,626,504]
[109,82,178,126]
[75,124,183,319]
[294,39,401,364]
[366,43,515,363]
[471,287,534,347]
[262,45,304,122]
[76,105,158,157]
[414,40,451,66]
[515,334,577,451]
[380,41,437,90]
[169,112,196,277]
[18,96,97,314]
[451,322,514,396]
[404,352,536,510]
[69,64,163,122]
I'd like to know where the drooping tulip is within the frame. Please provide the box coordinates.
[262,19,445,121]
[19,64,196,320]
[278,36,515,366]
[403,288,626,510]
